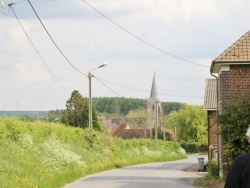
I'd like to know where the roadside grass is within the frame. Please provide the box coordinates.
[193,173,224,188]
[0,117,187,188]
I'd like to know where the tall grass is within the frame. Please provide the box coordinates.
[0,117,186,188]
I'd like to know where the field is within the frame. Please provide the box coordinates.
[0,117,186,188]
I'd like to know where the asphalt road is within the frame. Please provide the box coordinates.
[64,154,207,188]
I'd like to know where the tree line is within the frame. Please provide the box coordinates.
[47,90,208,146]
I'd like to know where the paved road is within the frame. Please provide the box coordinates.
[64,154,207,188]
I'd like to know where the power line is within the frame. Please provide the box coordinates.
[81,0,210,68]
[94,76,123,97]
[10,4,70,98]
[26,0,86,76]
[6,1,206,100]
[95,76,204,99]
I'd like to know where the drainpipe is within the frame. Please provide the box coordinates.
[210,71,222,177]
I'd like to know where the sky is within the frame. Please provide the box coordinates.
[1,0,250,111]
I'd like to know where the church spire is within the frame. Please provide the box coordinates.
[149,72,159,101]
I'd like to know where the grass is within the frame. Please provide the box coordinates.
[0,117,187,188]
[193,173,224,188]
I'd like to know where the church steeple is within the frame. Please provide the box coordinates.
[147,71,163,129]
[149,72,159,101]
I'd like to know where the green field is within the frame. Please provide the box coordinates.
[0,117,186,188]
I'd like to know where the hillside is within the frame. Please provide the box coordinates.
[0,117,186,188]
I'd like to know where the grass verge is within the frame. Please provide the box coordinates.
[193,173,224,188]
[0,117,186,187]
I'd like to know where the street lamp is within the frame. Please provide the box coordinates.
[88,63,107,129]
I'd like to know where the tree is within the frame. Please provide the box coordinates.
[219,98,250,166]
[65,90,88,128]
[64,90,104,131]
[161,102,184,115]
[126,108,148,129]
[167,104,207,145]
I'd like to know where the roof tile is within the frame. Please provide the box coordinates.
[214,30,250,62]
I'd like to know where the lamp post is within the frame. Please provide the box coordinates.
[88,63,107,129]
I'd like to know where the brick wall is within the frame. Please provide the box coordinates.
[219,65,250,110]
[218,64,250,177]
[208,111,217,148]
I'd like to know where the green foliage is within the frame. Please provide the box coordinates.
[126,107,148,129]
[161,102,184,115]
[180,142,199,153]
[207,159,219,176]
[167,104,207,145]
[47,109,64,122]
[93,97,147,115]
[65,90,89,128]
[64,90,104,131]
[219,98,250,166]
[0,117,186,188]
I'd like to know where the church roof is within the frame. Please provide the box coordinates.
[211,30,250,73]
[149,72,159,101]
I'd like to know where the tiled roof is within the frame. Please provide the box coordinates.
[118,129,150,139]
[214,30,250,62]
[204,79,217,110]
[110,123,129,137]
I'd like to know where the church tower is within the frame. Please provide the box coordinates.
[147,72,163,128]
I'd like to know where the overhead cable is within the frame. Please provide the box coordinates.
[10,4,70,98]
[95,76,204,98]
[94,76,123,97]
[27,0,86,76]
[81,0,210,68]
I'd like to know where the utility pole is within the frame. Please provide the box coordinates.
[88,72,93,129]
[174,122,177,142]
[155,100,158,140]
[88,63,107,129]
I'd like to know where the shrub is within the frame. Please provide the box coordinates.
[207,159,219,176]
[219,97,250,167]
[180,142,199,153]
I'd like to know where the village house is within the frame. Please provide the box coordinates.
[103,72,173,140]
[204,30,250,177]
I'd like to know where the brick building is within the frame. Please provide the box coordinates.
[204,79,217,159]
[207,30,250,177]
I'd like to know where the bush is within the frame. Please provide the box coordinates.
[219,97,250,166]
[0,117,187,188]
[207,159,219,176]
[180,142,199,153]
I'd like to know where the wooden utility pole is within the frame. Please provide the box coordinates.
[155,100,158,140]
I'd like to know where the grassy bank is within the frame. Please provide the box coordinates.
[0,117,186,188]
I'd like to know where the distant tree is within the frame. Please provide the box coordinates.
[126,108,148,129]
[47,109,64,122]
[161,102,184,115]
[64,90,104,131]
[93,97,147,115]
[167,104,207,145]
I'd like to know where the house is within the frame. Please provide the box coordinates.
[204,79,217,159]
[206,30,250,177]
[99,116,127,134]
[110,123,151,139]
[110,123,173,140]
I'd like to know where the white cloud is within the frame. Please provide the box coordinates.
[1,0,250,110]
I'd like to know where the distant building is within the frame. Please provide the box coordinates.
[147,72,164,128]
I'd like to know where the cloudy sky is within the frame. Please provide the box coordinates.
[1,0,250,111]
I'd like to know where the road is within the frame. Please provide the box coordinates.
[64,154,207,188]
